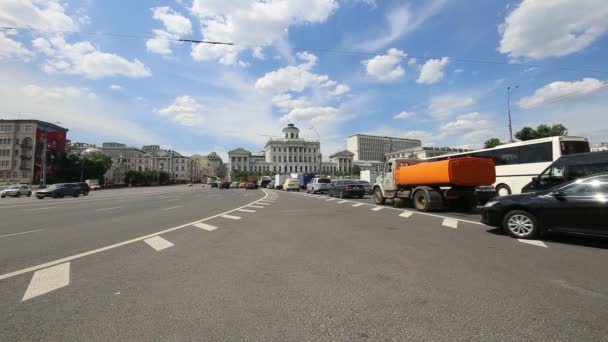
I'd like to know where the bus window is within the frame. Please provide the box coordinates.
[495,147,519,165]
[561,141,590,155]
[519,142,552,163]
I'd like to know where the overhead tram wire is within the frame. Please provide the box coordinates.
[2,26,607,74]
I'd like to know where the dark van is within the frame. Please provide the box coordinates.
[522,151,608,193]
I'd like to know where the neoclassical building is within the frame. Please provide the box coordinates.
[228,124,353,179]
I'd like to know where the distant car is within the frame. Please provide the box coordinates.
[211,182,219,188]
[89,183,101,191]
[36,183,81,199]
[245,182,256,190]
[238,181,247,188]
[260,179,271,188]
[267,181,275,189]
[482,173,608,239]
[328,180,364,198]
[307,178,331,194]
[357,180,372,195]
[283,178,300,191]
[230,182,239,189]
[1,184,32,198]
[220,181,231,189]
[75,182,90,196]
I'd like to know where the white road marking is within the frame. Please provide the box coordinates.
[221,214,241,220]
[249,205,264,209]
[22,262,70,301]
[326,198,336,201]
[144,236,174,251]
[162,206,183,211]
[338,200,349,204]
[442,218,458,229]
[371,206,383,211]
[95,207,120,212]
[193,223,218,231]
[352,203,364,207]
[0,190,270,282]
[257,202,271,206]
[23,207,56,211]
[399,211,414,218]
[0,229,46,239]
[238,209,256,213]
[517,239,548,248]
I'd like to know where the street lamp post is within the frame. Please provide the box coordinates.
[507,85,518,143]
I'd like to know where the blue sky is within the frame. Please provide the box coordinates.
[1,0,607,161]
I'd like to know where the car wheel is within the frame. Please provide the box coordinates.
[503,210,539,239]
[358,194,363,199]
[413,190,430,212]
[0,195,4,198]
[36,196,44,199]
[373,188,385,205]
[16,193,21,197]
[496,184,512,197]
[27,192,32,197]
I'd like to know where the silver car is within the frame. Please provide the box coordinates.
[357,180,372,195]
[1,184,32,198]
[307,178,331,194]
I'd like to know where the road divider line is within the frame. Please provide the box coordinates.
[144,236,174,251]
[238,209,256,213]
[517,239,548,248]
[23,207,56,211]
[193,223,218,231]
[399,211,414,218]
[0,229,46,239]
[371,206,383,211]
[352,203,364,207]
[442,218,458,229]
[22,262,70,301]
[221,214,241,220]
[0,190,269,282]
[95,207,120,212]
[162,206,183,211]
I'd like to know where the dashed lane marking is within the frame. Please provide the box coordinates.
[193,223,218,231]
[517,239,548,248]
[22,262,70,301]
[95,207,121,212]
[144,236,174,251]
[442,218,458,229]
[337,200,349,204]
[221,214,241,220]
[238,209,256,213]
[249,205,264,209]
[352,203,364,207]
[162,206,183,211]
[371,206,383,211]
[23,207,56,211]
[399,211,414,218]
[326,198,337,201]
[0,229,46,239]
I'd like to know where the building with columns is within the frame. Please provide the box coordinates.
[329,150,354,174]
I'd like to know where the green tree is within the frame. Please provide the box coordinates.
[351,164,361,176]
[484,138,504,148]
[515,124,568,141]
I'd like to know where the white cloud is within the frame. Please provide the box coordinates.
[271,93,311,111]
[330,84,350,97]
[354,0,447,51]
[0,0,77,31]
[109,84,122,91]
[454,69,464,73]
[32,36,151,79]
[417,57,449,84]
[362,48,407,81]
[190,0,339,65]
[428,94,476,119]
[0,32,32,60]
[281,106,339,123]
[441,113,488,133]
[87,92,96,100]
[393,111,415,120]
[158,95,206,127]
[146,6,192,55]
[498,0,608,59]
[518,78,605,109]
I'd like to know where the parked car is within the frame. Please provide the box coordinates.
[267,181,275,189]
[1,184,32,198]
[245,182,256,190]
[283,178,300,191]
[238,181,247,188]
[307,178,331,194]
[328,180,365,198]
[229,182,239,189]
[211,182,219,188]
[220,181,231,189]
[260,179,272,188]
[522,151,608,193]
[89,182,101,191]
[481,173,608,239]
[357,180,372,195]
[36,183,81,199]
[75,182,90,196]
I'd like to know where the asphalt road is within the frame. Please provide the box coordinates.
[1,186,607,341]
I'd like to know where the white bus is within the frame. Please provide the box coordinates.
[425,136,590,195]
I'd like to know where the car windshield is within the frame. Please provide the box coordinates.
[318,179,331,183]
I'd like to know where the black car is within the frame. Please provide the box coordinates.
[482,173,608,239]
[522,151,608,193]
[76,182,90,196]
[36,183,82,199]
[328,180,365,198]
[219,181,231,189]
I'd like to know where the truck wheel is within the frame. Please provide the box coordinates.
[413,190,431,212]
[373,188,385,205]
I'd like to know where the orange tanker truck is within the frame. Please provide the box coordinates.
[372,157,496,211]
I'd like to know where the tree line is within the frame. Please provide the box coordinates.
[484,124,568,148]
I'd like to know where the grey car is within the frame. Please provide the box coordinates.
[1,184,32,198]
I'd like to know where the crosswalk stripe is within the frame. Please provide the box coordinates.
[144,236,174,251]
[352,203,364,207]
[221,214,241,220]
[442,218,458,229]
[399,211,414,218]
[238,209,256,213]
[371,206,383,211]
[193,223,218,231]
[22,262,70,301]
[257,202,270,205]
[338,200,348,203]
[517,239,548,248]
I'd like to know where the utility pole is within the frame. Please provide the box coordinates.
[507,85,518,143]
